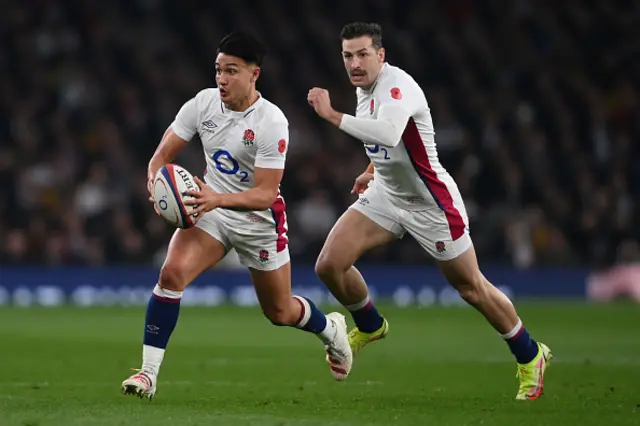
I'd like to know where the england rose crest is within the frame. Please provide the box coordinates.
[243,129,255,146]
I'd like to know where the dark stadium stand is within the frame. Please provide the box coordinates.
[1,0,638,267]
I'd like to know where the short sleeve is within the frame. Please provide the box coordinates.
[254,122,289,169]
[170,98,198,141]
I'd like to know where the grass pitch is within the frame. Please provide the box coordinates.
[0,303,639,425]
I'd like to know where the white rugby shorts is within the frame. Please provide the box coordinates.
[349,182,472,261]
[195,208,289,271]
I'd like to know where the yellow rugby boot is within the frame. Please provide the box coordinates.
[347,317,389,356]
[516,342,553,400]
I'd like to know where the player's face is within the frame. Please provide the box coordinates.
[341,36,385,88]
[215,53,259,105]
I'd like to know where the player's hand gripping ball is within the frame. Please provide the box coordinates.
[182,176,222,217]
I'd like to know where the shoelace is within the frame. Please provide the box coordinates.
[129,368,153,388]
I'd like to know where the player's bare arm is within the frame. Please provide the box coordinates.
[307,87,409,148]
[147,128,189,211]
[184,167,282,214]
[148,128,189,182]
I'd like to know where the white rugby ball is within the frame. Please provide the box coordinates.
[153,164,200,229]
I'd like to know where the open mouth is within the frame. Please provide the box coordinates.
[219,88,229,98]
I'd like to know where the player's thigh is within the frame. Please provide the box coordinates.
[317,188,402,270]
[249,262,294,321]
[160,212,228,290]
[404,210,485,297]
[436,243,484,293]
[227,214,295,320]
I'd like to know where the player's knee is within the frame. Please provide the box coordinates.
[456,273,488,307]
[315,254,347,282]
[263,306,296,327]
[158,263,189,292]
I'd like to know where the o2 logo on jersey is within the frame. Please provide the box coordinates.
[365,144,391,160]
[211,150,250,183]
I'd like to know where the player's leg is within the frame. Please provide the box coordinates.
[404,208,551,400]
[249,262,352,380]
[142,227,227,374]
[315,185,401,355]
[436,245,551,400]
[229,215,353,381]
[122,214,228,399]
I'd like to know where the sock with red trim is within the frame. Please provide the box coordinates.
[293,295,336,344]
[346,295,384,333]
[141,284,182,375]
[501,318,539,364]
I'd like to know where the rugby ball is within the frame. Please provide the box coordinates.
[153,164,200,229]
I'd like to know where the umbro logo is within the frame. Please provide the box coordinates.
[146,324,160,334]
[202,120,218,132]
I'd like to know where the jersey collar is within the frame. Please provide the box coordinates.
[220,92,263,118]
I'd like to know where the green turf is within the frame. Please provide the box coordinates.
[0,303,639,425]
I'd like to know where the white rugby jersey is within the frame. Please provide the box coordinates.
[340,63,467,238]
[171,88,288,192]
[169,88,288,240]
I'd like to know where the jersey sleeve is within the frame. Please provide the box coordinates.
[339,105,409,148]
[254,122,289,169]
[170,98,198,141]
[375,75,419,116]
[338,71,422,147]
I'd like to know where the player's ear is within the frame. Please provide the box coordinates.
[378,47,385,63]
[251,67,261,83]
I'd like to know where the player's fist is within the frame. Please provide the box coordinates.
[351,172,374,195]
[307,87,341,125]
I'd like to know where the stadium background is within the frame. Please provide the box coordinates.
[1,0,638,306]
[1,2,640,425]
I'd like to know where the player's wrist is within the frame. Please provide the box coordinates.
[148,159,165,180]
[328,110,343,127]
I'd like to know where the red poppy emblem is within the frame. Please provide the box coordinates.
[390,87,402,100]
[278,139,287,153]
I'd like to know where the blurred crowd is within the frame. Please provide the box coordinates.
[1,0,639,268]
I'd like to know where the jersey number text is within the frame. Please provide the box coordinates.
[366,144,390,160]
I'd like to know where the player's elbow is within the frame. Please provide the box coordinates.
[377,134,402,148]
[375,122,403,147]
[151,128,188,164]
